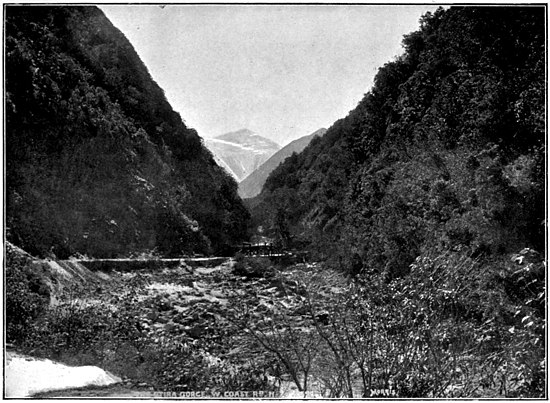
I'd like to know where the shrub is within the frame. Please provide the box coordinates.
[5,243,50,343]
[242,250,545,398]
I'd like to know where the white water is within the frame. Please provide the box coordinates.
[5,351,121,397]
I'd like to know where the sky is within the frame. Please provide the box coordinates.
[100,5,439,146]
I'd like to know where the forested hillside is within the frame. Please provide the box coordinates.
[251,6,545,272]
[6,6,249,258]
[246,8,545,396]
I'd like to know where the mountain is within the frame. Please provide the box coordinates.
[238,128,327,199]
[250,6,545,277]
[204,129,280,182]
[5,6,250,258]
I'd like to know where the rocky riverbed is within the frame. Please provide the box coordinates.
[7,252,338,397]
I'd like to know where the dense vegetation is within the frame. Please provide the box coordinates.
[251,6,544,271]
[248,6,546,397]
[6,6,249,258]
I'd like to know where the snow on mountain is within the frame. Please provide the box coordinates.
[204,129,280,182]
[238,128,327,198]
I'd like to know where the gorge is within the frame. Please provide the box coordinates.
[5,5,546,398]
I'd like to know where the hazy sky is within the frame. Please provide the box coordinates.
[100,5,439,146]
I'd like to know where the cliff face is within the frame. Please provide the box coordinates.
[6,6,249,258]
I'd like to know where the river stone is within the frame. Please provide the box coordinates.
[185,325,206,339]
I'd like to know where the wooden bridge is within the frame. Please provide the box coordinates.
[237,242,277,256]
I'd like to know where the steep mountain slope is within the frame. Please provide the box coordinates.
[204,129,280,181]
[238,128,327,199]
[5,6,249,258]
[251,6,545,275]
